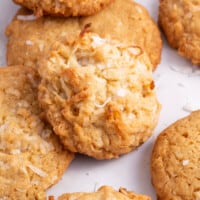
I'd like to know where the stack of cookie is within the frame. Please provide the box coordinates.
[0,0,163,199]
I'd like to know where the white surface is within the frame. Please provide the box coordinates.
[1,1,200,199]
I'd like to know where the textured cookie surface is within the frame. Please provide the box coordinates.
[13,0,114,17]
[159,0,200,65]
[6,0,162,70]
[151,110,200,200]
[38,32,160,159]
[0,66,74,199]
[57,186,151,200]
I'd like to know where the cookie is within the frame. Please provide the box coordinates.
[159,0,200,65]
[6,0,162,70]
[151,110,200,200]
[0,66,74,199]
[56,186,151,200]
[13,0,114,17]
[38,32,160,160]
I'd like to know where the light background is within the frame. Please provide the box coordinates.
[0,1,200,199]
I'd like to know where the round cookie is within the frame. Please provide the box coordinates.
[13,0,114,17]
[159,0,200,65]
[151,110,200,200]
[38,32,160,160]
[6,0,162,70]
[0,66,74,199]
[57,186,151,200]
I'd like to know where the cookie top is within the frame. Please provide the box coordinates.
[151,110,200,200]
[57,186,151,200]
[0,66,74,199]
[38,32,160,160]
[6,0,162,70]
[13,0,114,17]
[159,0,200,65]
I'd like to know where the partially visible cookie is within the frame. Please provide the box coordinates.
[38,32,160,159]
[159,0,200,65]
[0,66,74,199]
[13,0,114,17]
[56,186,151,200]
[151,110,200,200]
[6,0,162,70]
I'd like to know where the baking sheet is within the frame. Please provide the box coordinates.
[1,0,200,199]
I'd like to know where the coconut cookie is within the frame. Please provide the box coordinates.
[151,110,200,200]
[159,0,200,65]
[55,186,151,200]
[0,66,74,199]
[38,32,160,160]
[6,0,162,70]
[13,0,114,17]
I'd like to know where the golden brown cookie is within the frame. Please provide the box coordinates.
[0,66,74,199]
[6,0,162,70]
[38,32,160,160]
[159,0,200,65]
[151,110,200,200]
[13,0,114,17]
[56,186,151,200]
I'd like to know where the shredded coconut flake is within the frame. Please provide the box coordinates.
[95,97,111,108]
[27,164,47,177]
[27,73,38,88]
[17,14,37,21]
[0,123,8,132]
[182,160,189,166]
[128,47,141,56]
[25,40,33,46]
[16,188,26,193]
[116,88,127,97]
[136,6,143,13]
[10,149,21,155]
[91,36,105,48]
[118,22,123,26]
[97,64,106,70]
[39,44,44,52]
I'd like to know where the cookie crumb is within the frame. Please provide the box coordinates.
[177,83,185,87]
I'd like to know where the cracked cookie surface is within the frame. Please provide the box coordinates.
[38,32,160,159]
